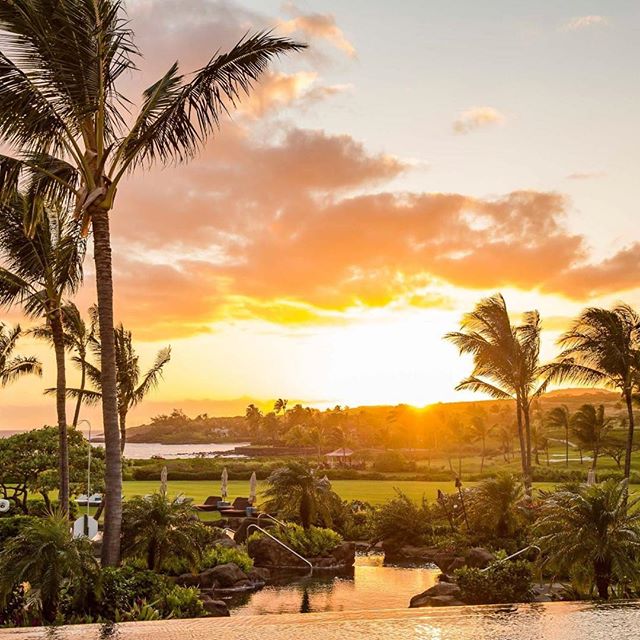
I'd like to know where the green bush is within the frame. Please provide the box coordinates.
[250,523,343,557]
[372,451,416,473]
[0,516,35,545]
[454,561,533,604]
[163,544,253,575]
[26,499,78,519]
[371,491,434,547]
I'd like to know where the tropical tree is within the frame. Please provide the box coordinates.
[245,404,263,438]
[0,322,41,389]
[0,510,99,622]
[0,196,86,514]
[546,405,571,467]
[33,303,97,428]
[121,493,205,572]
[274,398,288,415]
[65,323,171,453]
[544,305,640,478]
[531,420,549,465]
[467,473,524,538]
[445,294,545,492]
[0,0,304,565]
[534,480,640,599]
[262,461,337,529]
[468,409,494,472]
[570,404,613,474]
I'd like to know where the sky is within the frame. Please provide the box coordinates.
[3,0,640,429]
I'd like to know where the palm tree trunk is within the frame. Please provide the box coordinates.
[50,308,69,516]
[91,207,122,566]
[522,400,533,480]
[72,354,86,428]
[623,389,635,479]
[515,400,531,493]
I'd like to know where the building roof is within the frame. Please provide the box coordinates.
[325,448,354,457]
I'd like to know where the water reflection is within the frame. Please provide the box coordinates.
[227,556,440,616]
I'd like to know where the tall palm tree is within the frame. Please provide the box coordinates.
[65,323,171,453]
[0,322,41,387]
[263,461,336,529]
[445,294,545,492]
[32,303,97,428]
[534,480,640,599]
[0,194,85,515]
[544,305,640,479]
[546,405,571,467]
[571,404,613,474]
[0,0,305,565]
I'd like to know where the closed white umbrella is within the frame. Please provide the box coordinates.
[587,468,596,485]
[160,466,168,496]
[249,471,258,505]
[221,467,229,500]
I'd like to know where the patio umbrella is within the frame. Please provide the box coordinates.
[160,466,168,496]
[587,468,596,485]
[249,471,258,505]
[221,467,229,500]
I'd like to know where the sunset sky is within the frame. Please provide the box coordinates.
[3,0,640,429]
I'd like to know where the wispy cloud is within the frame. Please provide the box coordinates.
[566,170,607,180]
[453,107,505,134]
[278,2,356,57]
[562,15,609,31]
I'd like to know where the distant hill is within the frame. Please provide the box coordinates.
[125,388,624,444]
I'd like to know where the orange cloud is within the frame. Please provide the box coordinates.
[453,107,505,134]
[278,4,356,57]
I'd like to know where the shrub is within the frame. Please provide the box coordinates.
[250,523,343,557]
[330,501,374,541]
[371,491,434,547]
[0,516,35,546]
[454,561,533,604]
[163,544,253,575]
[372,451,416,473]
[27,499,78,519]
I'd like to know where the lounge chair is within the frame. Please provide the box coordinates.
[195,495,222,512]
[218,497,249,512]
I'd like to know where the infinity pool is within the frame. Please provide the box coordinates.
[4,602,640,640]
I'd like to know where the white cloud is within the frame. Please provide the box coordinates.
[563,15,609,31]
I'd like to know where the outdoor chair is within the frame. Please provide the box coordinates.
[195,495,222,512]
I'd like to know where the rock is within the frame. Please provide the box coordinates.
[432,551,458,573]
[247,567,271,583]
[248,534,354,569]
[214,536,238,549]
[174,572,202,587]
[382,542,439,563]
[330,542,356,567]
[234,517,272,544]
[464,547,495,569]
[447,557,466,572]
[416,595,465,607]
[200,562,249,588]
[200,596,230,617]
[409,581,461,608]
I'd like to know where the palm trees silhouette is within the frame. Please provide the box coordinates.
[0,0,304,564]
[0,322,41,389]
[546,405,571,467]
[570,404,613,475]
[0,195,84,513]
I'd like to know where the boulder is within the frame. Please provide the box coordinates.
[201,562,249,588]
[200,596,230,617]
[447,557,466,572]
[464,547,495,569]
[330,542,356,567]
[409,581,461,608]
[414,595,465,607]
[382,542,439,563]
[247,567,270,584]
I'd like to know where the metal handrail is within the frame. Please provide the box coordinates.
[257,512,287,528]
[247,523,313,572]
[480,544,541,572]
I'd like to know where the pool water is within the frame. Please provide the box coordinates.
[227,555,440,615]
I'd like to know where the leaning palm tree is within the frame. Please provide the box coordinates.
[546,405,571,467]
[544,305,640,479]
[571,404,613,475]
[534,480,640,599]
[0,197,85,515]
[65,323,171,453]
[445,294,545,492]
[0,0,305,565]
[0,322,41,389]
[262,461,336,529]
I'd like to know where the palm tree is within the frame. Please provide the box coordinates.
[65,323,171,453]
[0,197,85,515]
[121,492,204,572]
[445,294,545,492]
[32,303,97,428]
[274,398,288,415]
[468,473,524,538]
[0,510,99,622]
[544,305,640,479]
[0,0,305,565]
[468,410,494,472]
[534,480,640,599]
[570,404,613,474]
[546,405,571,467]
[0,322,42,388]
[262,461,336,529]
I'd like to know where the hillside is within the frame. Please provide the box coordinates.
[125,388,623,444]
